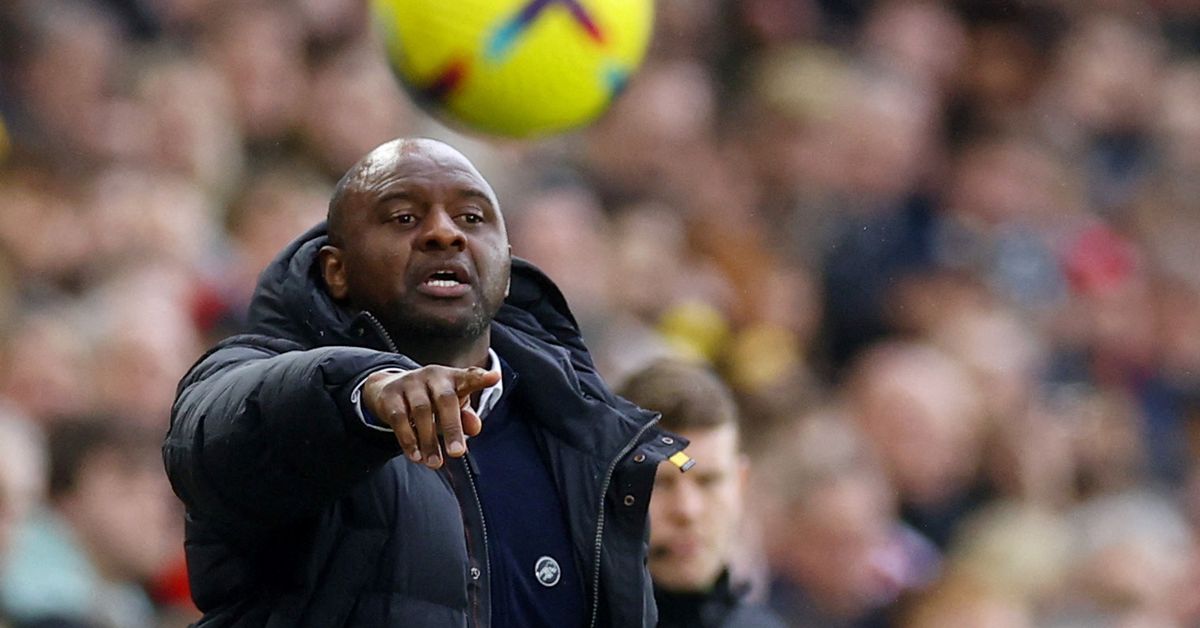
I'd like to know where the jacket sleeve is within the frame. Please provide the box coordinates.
[163,334,418,537]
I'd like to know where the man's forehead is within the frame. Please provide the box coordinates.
[330,138,503,235]
[678,424,741,456]
[358,139,486,186]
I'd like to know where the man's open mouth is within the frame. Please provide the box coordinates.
[416,266,471,297]
[424,269,463,288]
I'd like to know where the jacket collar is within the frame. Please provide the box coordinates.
[246,222,364,348]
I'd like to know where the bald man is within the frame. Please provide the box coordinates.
[165,138,688,627]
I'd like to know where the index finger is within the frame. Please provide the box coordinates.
[452,367,501,397]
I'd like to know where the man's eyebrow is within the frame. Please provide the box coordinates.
[459,188,495,204]
[375,188,491,203]
[372,190,415,215]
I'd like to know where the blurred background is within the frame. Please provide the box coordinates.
[0,0,1199,626]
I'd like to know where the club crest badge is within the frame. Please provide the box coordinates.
[534,555,561,587]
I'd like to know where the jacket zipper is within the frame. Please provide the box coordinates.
[365,311,492,622]
[463,454,491,626]
[362,312,399,353]
[588,416,660,628]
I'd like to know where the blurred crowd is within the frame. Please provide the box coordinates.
[1,0,1199,626]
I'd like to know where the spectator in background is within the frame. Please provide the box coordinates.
[0,408,43,561]
[2,0,146,169]
[617,358,785,628]
[0,416,173,628]
[901,503,1068,628]
[85,269,205,429]
[81,166,218,277]
[506,184,616,344]
[0,409,46,628]
[197,0,308,151]
[0,309,93,426]
[1048,491,1200,626]
[843,341,990,549]
[901,579,1034,628]
[812,68,943,373]
[931,133,1076,317]
[753,413,939,628]
[0,173,92,292]
[582,59,719,205]
[300,44,415,178]
[214,159,331,335]
[132,50,244,198]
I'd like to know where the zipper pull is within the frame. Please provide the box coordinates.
[668,451,694,473]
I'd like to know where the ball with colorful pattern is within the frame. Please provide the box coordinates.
[371,0,654,138]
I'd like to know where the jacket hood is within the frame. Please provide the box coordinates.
[246,221,590,365]
[247,222,357,348]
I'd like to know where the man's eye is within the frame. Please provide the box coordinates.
[461,213,483,224]
[394,213,416,224]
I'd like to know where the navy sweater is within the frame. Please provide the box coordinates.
[468,365,587,628]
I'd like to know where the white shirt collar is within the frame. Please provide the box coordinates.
[476,348,504,420]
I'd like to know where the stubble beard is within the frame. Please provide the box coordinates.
[357,258,511,360]
[374,280,505,353]
[387,299,491,342]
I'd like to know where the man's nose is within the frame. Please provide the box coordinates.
[419,208,466,251]
[668,480,704,522]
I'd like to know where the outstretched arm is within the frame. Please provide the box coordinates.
[164,335,503,537]
[164,335,414,535]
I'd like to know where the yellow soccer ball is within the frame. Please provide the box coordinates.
[372,0,654,138]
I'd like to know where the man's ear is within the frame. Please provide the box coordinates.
[319,245,349,300]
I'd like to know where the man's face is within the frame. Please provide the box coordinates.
[649,423,746,592]
[61,450,174,582]
[325,141,510,341]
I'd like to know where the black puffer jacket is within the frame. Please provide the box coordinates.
[164,223,684,627]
